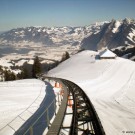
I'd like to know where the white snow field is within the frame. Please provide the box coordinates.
[49,50,135,135]
[0,79,46,135]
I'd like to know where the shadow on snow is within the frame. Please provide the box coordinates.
[14,81,55,135]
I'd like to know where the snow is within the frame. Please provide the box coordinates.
[15,59,28,66]
[112,21,121,33]
[28,29,31,32]
[38,29,41,32]
[0,59,13,67]
[32,33,35,36]
[12,69,21,74]
[15,59,33,67]
[20,31,24,34]
[99,49,116,58]
[49,50,135,135]
[41,60,54,64]
[0,79,46,135]
[0,22,110,68]
[127,28,135,43]
[0,43,79,72]
[43,29,46,32]
[20,34,25,38]
[27,59,34,64]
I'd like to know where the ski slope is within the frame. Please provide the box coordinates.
[0,79,46,135]
[49,50,135,135]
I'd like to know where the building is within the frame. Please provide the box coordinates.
[99,49,117,59]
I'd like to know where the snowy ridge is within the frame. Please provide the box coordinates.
[0,22,107,46]
[81,18,135,50]
[49,50,135,135]
[0,18,135,71]
[127,28,135,43]
[112,21,121,33]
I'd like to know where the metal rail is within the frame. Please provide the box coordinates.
[12,75,105,135]
[46,80,69,135]
[62,79,105,135]
[43,77,105,135]
[14,80,59,135]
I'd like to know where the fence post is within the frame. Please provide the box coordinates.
[54,99,56,115]
[58,93,60,106]
[30,126,33,135]
[46,109,50,129]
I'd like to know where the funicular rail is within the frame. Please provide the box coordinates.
[45,77,105,135]
[45,78,69,135]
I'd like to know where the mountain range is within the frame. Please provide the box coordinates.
[0,23,104,46]
[0,18,135,61]
[81,18,135,50]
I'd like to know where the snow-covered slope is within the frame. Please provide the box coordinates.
[0,79,46,135]
[49,50,135,135]
[0,18,135,72]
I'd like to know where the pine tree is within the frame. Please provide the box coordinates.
[4,70,9,81]
[4,70,16,81]
[21,67,29,79]
[65,51,70,59]
[10,72,16,80]
[17,72,23,79]
[32,56,41,78]
[61,51,70,62]
[17,69,28,79]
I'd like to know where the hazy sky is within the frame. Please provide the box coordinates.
[0,0,135,31]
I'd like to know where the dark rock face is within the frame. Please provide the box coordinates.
[0,18,135,51]
[81,19,135,51]
[111,46,135,61]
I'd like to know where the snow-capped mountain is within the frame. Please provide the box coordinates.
[0,24,105,46]
[0,18,135,73]
[0,18,135,50]
[1,18,134,51]
[81,18,135,50]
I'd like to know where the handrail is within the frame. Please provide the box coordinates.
[63,79,105,135]
[44,76,106,135]
[46,80,69,135]
[7,75,106,135]
[14,77,65,135]
[0,84,44,133]
[23,98,56,135]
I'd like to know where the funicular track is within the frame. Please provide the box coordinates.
[45,77,105,135]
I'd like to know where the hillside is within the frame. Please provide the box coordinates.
[81,18,135,50]
[0,22,106,78]
[48,50,135,135]
[0,79,46,135]
[0,18,135,81]
[0,24,104,46]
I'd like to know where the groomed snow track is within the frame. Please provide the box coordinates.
[44,77,105,135]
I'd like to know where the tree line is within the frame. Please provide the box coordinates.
[1,51,70,81]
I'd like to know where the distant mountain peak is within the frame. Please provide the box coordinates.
[0,18,135,50]
[81,18,135,51]
[123,18,135,24]
[0,24,105,46]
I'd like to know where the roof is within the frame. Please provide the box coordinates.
[99,49,117,58]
